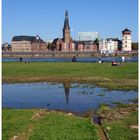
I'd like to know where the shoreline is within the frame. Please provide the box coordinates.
[2,77,138,90]
[2,62,138,90]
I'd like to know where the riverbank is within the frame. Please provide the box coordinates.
[2,109,98,140]
[97,104,138,140]
[3,103,138,140]
[2,62,138,90]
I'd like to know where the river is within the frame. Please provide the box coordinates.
[2,56,138,62]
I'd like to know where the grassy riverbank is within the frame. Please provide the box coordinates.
[3,104,138,140]
[2,62,138,89]
[2,109,98,140]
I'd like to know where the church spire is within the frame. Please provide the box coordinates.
[65,10,68,18]
[63,10,70,30]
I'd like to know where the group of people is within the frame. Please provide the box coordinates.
[112,56,125,66]
[19,56,125,64]
[98,56,125,66]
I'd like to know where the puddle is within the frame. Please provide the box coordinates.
[2,82,138,114]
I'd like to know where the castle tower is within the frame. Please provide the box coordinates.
[63,10,71,44]
[122,28,132,51]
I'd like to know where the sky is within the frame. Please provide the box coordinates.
[2,0,138,43]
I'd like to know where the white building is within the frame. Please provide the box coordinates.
[106,38,119,53]
[77,32,100,41]
[99,38,122,54]
[99,39,108,54]
[122,28,132,51]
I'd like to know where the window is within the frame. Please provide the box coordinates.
[125,36,127,39]
[125,45,127,47]
[125,41,127,43]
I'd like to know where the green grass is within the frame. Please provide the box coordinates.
[2,62,138,90]
[2,109,35,140]
[97,104,138,140]
[2,109,98,140]
[103,111,138,140]
[30,112,98,140]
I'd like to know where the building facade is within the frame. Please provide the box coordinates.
[52,10,75,51]
[76,41,97,51]
[122,28,132,51]
[99,39,108,54]
[106,38,119,53]
[12,35,46,52]
[2,43,12,51]
[99,38,122,54]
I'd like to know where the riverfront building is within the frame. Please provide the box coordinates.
[2,43,12,51]
[99,28,132,53]
[99,38,122,54]
[75,32,99,51]
[51,10,75,51]
[12,35,46,52]
[122,28,132,51]
[10,9,132,53]
[75,41,98,52]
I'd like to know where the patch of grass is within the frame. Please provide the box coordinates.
[111,101,123,105]
[103,111,138,140]
[98,103,110,111]
[97,104,138,140]
[2,62,138,90]
[30,112,98,140]
[2,109,35,140]
[2,109,99,140]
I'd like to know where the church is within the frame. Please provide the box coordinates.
[51,10,75,51]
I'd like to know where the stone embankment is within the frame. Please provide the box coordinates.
[2,51,138,58]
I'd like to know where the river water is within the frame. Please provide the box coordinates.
[2,56,138,62]
[2,82,137,114]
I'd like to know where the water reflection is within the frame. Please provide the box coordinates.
[63,82,71,104]
[2,82,138,113]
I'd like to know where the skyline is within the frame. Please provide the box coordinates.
[2,0,138,43]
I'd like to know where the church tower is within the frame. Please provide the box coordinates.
[63,10,71,44]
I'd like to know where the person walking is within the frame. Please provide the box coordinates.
[19,57,22,62]
[122,56,125,63]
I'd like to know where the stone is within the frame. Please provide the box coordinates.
[130,125,138,129]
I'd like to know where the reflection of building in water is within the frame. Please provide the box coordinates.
[63,82,71,104]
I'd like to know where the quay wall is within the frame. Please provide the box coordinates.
[2,51,138,58]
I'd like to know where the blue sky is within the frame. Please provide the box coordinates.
[2,0,138,43]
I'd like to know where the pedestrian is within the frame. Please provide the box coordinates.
[98,59,103,63]
[19,57,22,62]
[122,56,125,63]
[98,59,102,63]
[112,60,118,66]
[72,56,77,62]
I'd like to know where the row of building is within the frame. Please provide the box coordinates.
[2,10,132,53]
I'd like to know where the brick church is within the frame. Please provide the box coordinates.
[51,10,75,51]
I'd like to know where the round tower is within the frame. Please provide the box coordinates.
[122,28,132,51]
